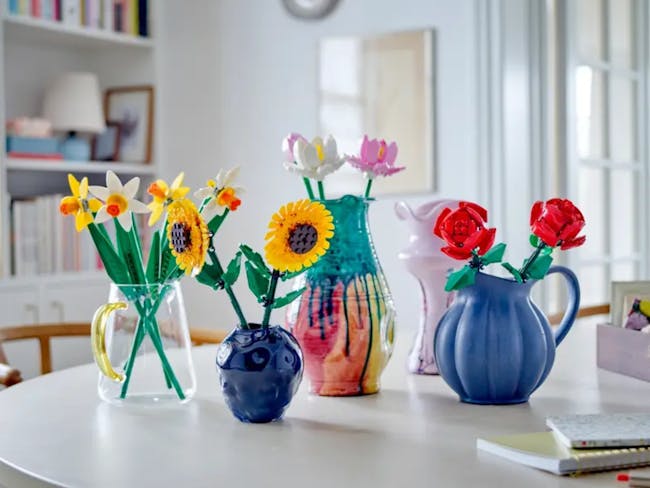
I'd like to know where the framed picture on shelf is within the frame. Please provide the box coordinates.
[611,281,650,327]
[104,85,154,164]
[91,121,122,161]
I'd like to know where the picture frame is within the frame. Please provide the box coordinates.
[91,121,122,162]
[104,85,154,164]
[611,281,650,326]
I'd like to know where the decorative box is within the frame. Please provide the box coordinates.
[6,136,60,155]
[597,323,650,382]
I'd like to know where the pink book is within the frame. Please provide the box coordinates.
[31,0,41,17]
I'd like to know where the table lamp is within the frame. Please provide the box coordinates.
[42,72,105,161]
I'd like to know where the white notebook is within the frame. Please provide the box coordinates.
[546,413,650,448]
[477,431,650,476]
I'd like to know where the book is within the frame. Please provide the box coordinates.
[137,0,147,36]
[18,0,29,15]
[476,431,650,475]
[102,0,113,30]
[547,413,650,448]
[128,0,137,35]
[113,0,124,32]
[61,0,80,25]
[9,0,19,14]
[31,0,41,17]
[84,0,100,27]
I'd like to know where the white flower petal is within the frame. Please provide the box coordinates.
[123,177,140,199]
[117,211,132,231]
[89,186,110,201]
[129,199,149,214]
[296,141,320,170]
[106,171,123,194]
[323,135,339,161]
[223,166,240,187]
[214,169,226,188]
[94,206,111,223]
[195,187,212,200]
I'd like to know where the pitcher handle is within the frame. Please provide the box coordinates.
[91,301,128,383]
[546,265,581,346]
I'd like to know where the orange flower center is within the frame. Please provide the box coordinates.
[106,194,128,217]
[378,141,386,161]
[59,197,80,215]
[147,182,167,200]
[217,188,241,211]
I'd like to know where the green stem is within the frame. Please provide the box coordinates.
[303,177,316,200]
[207,247,247,328]
[119,316,146,399]
[364,179,373,199]
[519,242,546,281]
[317,180,325,200]
[262,270,280,327]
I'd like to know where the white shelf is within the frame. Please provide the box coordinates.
[3,14,153,49]
[0,270,109,287]
[6,158,156,175]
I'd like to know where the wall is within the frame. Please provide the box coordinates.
[158,1,541,334]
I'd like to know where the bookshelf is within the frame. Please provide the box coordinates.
[0,2,157,299]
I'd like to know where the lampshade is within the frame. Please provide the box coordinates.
[42,72,105,133]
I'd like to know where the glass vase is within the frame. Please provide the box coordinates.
[91,282,196,406]
[286,195,396,396]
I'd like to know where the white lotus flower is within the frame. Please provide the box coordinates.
[89,171,150,231]
[284,135,345,181]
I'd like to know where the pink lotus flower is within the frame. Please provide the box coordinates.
[347,135,405,178]
[282,132,307,164]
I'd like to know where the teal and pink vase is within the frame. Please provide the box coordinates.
[286,195,396,396]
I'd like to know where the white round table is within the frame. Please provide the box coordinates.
[0,318,647,488]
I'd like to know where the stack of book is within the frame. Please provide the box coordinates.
[11,195,103,276]
[7,0,149,37]
[477,413,650,476]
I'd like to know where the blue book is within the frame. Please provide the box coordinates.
[9,0,19,14]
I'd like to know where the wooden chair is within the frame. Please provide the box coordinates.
[547,303,610,325]
[0,323,227,388]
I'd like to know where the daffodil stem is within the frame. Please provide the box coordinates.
[262,270,280,328]
[303,178,315,200]
[317,181,325,200]
[207,247,248,329]
[519,242,546,281]
[364,179,373,199]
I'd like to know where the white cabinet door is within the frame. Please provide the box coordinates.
[40,276,109,373]
[0,283,40,379]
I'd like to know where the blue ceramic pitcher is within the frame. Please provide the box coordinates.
[433,265,580,404]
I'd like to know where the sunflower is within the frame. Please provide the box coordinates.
[166,199,210,274]
[265,199,334,273]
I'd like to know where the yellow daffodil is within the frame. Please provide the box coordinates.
[264,199,334,272]
[195,166,243,216]
[89,171,150,231]
[59,174,102,232]
[146,172,190,226]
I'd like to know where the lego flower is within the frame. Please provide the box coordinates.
[167,199,210,275]
[433,202,496,260]
[59,174,102,232]
[347,135,405,178]
[530,199,586,250]
[282,132,307,163]
[195,166,243,214]
[284,135,345,181]
[264,199,334,272]
[89,171,150,231]
[147,172,190,226]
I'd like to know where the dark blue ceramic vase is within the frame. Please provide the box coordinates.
[434,266,580,405]
[216,325,303,423]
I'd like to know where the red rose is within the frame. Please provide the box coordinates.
[433,201,497,260]
[530,198,586,250]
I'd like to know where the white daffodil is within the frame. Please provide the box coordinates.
[195,166,244,215]
[89,171,150,231]
[284,135,345,181]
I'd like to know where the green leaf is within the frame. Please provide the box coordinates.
[240,244,271,278]
[481,243,506,265]
[502,262,523,283]
[529,234,540,247]
[272,287,307,309]
[444,266,477,292]
[115,220,146,284]
[196,264,222,288]
[87,223,130,284]
[525,254,553,280]
[146,232,161,283]
[245,261,270,302]
[222,252,242,287]
[207,212,226,234]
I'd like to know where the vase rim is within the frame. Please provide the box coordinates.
[312,194,374,204]
[475,271,536,285]
[235,324,282,332]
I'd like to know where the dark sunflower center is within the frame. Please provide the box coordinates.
[171,222,192,253]
[288,224,318,254]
